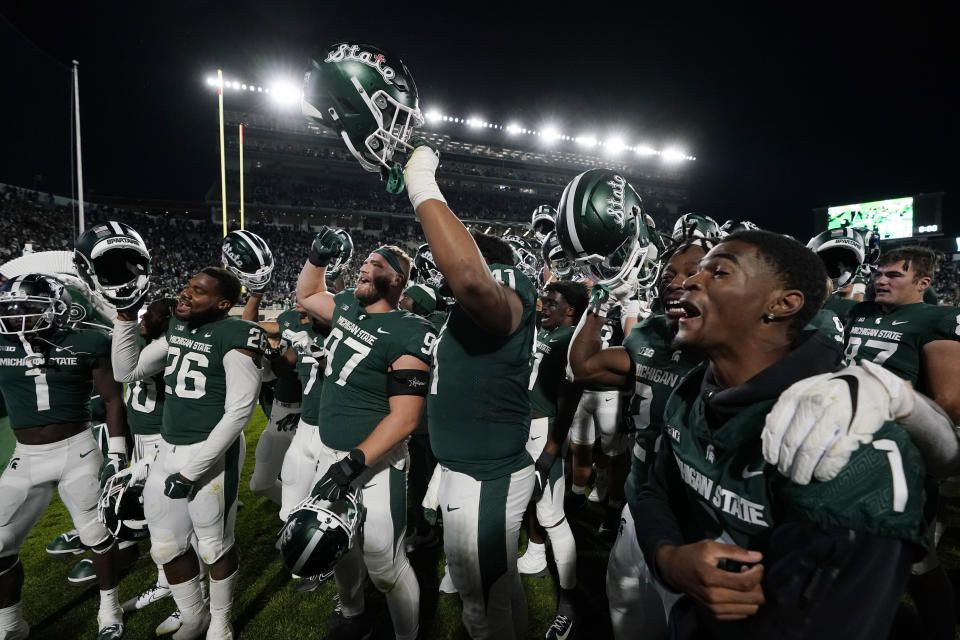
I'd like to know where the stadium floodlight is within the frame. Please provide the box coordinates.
[231,81,240,90]
[662,148,686,162]
[576,135,598,147]
[541,126,561,143]
[635,144,657,156]
[270,82,301,106]
[425,109,443,123]
[506,122,522,135]
[605,137,626,155]
[241,84,247,90]
[468,117,483,128]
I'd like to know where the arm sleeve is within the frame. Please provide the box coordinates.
[899,390,960,478]
[634,439,687,576]
[111,319,167,382]
[178,349,261,481]
[731,523,914,640]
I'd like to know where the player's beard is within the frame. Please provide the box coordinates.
[185,304,225,329]
[355,273,393,306]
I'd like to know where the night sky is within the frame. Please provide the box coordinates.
[1,2,955,238]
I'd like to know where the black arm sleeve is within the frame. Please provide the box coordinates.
[633,438,687,579]
[669,523,914,640]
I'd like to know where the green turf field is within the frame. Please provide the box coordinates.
[1,410,619,639]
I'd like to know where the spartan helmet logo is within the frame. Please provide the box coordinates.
[68,303,87,323]
[605,174,627,228]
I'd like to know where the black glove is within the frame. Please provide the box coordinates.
[531,450,556,504]
[312,449,367,501]
[164,473,195,499]
[308,226,345,268]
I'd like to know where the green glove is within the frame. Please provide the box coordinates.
[308,226,345,267]
[407,136,439,155]
[385,162,405,195]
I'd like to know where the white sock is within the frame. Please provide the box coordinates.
[209,571,237,623]
[547,521,577,590]
[571,484,586,495]
[168,575,207,620]
[523,540,546,558]
[98,587,122,623]
[0,602,26,630]
[156,564,170,589]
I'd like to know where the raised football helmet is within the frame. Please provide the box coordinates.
[0,274,72,335]
[221,230,275,290]
[97,467,149,542]
[278,489,365,580]
[74,221,151,309]
[556,169,649,287]
[807,227,869,290]
[325,229,355,282]
[530,205,557,242]
[719,219,761,236]
[541,231,575,280]
[413,244,443,289]
[671,213,722,242]
[302,43,423,174]
[505,235,540,281]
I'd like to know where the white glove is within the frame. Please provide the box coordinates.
[403,145,446,211]
[129,454,152,485]
[762,360,915,484]
[282,328,311,354]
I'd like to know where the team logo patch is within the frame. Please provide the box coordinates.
[68,303,87,323]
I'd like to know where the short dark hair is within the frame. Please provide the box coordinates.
[879,246,938,281]
[200,266,242,306]
[471,231,515,267]
[724,230,827,333]
[545,280,590,321]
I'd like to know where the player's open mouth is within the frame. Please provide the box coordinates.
[672,298,702,323]
[357,276,371,286]
[177,299,191,312]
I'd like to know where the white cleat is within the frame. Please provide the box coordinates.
[517,545,549,578]
[206,617,234,640]
[438,568,458,594]
[171,611,210,640]
[155,610,182,636]
[0,619,30,640]
[122,584,172,612]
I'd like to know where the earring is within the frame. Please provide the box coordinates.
[766,313,776,321]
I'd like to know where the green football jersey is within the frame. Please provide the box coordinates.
[924,286,938,305]
[429,264,538,480]
[823,295,858,324]
[317,290,435,451]
[845,301,960,386]
[661,362,929,551]
[425,310,449,333]
[273,309,306,404]
[807,308,845,345]
[125,334,165,436]
[529,325,574,418]
[591,303,626,391]
[162,316,266,445]
[290,321,329,427]
[0,327,110,429]
[621,315,702,512]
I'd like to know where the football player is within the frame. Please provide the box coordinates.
[112,267,266,640]
[520,279,588,640]
[296,233,433,640]
[842,246,960,639]
[0,273,129,640]
[635,230,929,637]
[398,283,447,554]
[404,142,538,640]
[569,239,712,638]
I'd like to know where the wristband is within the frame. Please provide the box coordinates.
[404,146,447,211]
[108,436,128,456]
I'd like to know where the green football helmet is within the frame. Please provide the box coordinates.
[0,273,72,335]
[413,244,443,289]
[325,229,354,282]
[531,205,557,242]
[541,231,575,280]
[807,227,871,290]
[74,221,151,309]
[97,467,149,542]
[671,213,722,242]
[302,43,423,173]
[505,235,540,281]
[278,489,366,581]
[719,219,760,236]
[556,169,649,287]
[221,230,275,290]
